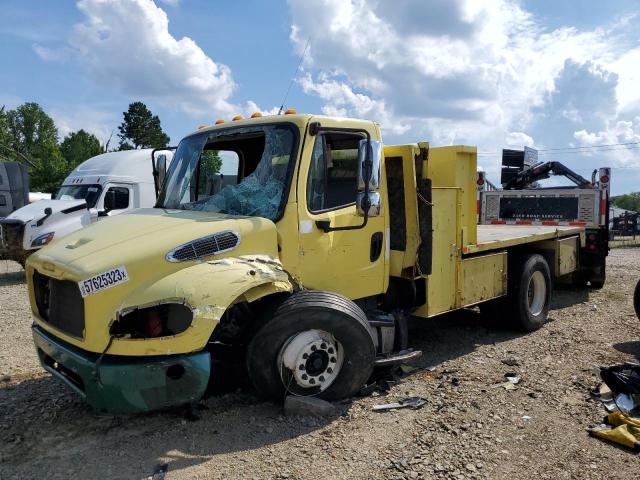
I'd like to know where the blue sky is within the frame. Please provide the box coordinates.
[1,0,639,194]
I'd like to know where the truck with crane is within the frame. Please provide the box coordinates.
[26,111,603,413]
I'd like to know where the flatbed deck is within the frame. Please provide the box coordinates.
[464,225,583,254]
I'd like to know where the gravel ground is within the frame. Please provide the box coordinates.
[1,249,639,480]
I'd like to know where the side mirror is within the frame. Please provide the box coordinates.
[357,191,381,216]
[156,154,168,190]
[357,139,382,191]
[356,139,382,217]
[102,190,117,213]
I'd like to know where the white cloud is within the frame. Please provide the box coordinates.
[506,132,534,148]
[32,44,71,62]
[55,0,238,117]
[157,0,179,6]
[50,107,118,146]
[286,0,640,187]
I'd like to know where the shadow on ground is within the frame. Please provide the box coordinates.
[0,270,25,287]
[613,341,640,360]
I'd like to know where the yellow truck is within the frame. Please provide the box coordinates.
[27,112,593,413]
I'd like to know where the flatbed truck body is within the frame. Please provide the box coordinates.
[25,113,594,413]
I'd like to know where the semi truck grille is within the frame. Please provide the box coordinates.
[0,220,24,251]
[33,271,85,338]
[166,230,240,262]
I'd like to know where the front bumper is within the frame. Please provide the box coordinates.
[32,325,211,414]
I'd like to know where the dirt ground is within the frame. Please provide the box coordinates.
[1,249,639,480]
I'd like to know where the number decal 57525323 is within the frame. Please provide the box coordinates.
[78,266,129,298]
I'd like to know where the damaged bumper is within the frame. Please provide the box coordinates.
[32,325,211,414]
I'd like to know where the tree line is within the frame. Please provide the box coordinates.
[611,192,640,213]
[0,101,170,193]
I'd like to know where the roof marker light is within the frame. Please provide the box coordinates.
[198,124,206,129]
[251,112,263,118]
[215,119,225,125]
[232,115,244,121]
[284,108,297,115]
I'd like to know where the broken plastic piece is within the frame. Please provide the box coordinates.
[372,396,427,412]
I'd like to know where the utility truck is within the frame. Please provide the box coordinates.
[0,148,172,267]
[27,112,598,413]
[478,150,611,288]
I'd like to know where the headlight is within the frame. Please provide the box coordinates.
[110,303,193,338]
[31,232,55,248]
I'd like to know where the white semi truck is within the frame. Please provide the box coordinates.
[0,148,172,267]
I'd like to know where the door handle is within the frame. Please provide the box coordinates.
[370,231,383,262]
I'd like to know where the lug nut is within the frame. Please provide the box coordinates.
[319,376,325,382]
[321,343,327,349]
[328,348,334,354]
[330,357,336,363]
[299,364,305,370]
[311,345,317,351]
[309,378,315,384]
[302,353,308,359]
[327,368,333,374]
[302,374,308,380]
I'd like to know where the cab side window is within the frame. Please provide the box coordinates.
[106,186,130,210]
[307,132,363,212]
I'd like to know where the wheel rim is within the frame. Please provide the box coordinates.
[527,270,546,316]
[277,329,344,395]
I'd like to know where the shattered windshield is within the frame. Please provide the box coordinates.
[157,124,297,221]
[55,184,102,208]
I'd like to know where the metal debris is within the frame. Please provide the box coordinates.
[373,397,427,412]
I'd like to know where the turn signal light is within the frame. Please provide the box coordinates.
[215,119,225,125]
[232,115,244,121]
[284,108,297,115]
[251,111,262,118]
[198,124,206,129]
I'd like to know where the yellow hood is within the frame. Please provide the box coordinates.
[30,208,279,277]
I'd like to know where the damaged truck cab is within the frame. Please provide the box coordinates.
[28,113,591,413]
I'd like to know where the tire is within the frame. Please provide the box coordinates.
[246,290,376,401]
[634,279,640,321]
[506,254,552,332]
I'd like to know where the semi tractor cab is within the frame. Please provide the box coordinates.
[478,151,610,288]
[0,149,173,267]
[27,113,596,413]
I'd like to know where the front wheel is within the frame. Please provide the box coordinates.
[246,290,375,401]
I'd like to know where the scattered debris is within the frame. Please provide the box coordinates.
[284,396,336,417]
[373,397,427,412]
[589,413,640,451]
[150,464,168,480]
[494,373,522,390]
[589,363,640,450]
[501,358,520,367]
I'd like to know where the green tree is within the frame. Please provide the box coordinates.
[0,107,13,159]
[611,192,640,212]
[117,102,170,150]
[60,129,102,168]
[4,102,70,193]
[6,102,58,156]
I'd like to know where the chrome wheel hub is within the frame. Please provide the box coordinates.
[278,329,344,393]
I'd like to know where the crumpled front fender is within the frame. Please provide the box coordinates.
[109,255,294,356]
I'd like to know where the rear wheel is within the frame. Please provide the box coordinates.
[507,254,552,332]
[246,290,375,401]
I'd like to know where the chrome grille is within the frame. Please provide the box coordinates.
[166,230,240,262]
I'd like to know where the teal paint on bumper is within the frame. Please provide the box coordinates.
[32,325,211,414]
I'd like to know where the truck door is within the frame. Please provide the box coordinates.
[296,124,388,300]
